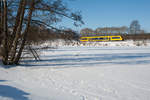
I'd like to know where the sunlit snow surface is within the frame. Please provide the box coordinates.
[1,44,150,100]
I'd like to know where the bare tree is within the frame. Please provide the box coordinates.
[14,0,35,64]
[129,20,141,34]
[0,0,83,65]
[80,28,94,36]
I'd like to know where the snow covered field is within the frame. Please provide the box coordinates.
[0,44,150,100]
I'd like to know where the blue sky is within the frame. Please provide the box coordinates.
[59,0,150,32]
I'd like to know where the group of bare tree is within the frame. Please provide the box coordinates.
[0,0,83,65]
[80,20,145,36]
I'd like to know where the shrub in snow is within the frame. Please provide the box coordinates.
[133,40,148,46]
[37,39,150,47]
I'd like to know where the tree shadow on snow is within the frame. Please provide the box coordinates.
[0,80,30,100]
[0,60,17,68]
[0,80,7,82]
[20,53,150,68]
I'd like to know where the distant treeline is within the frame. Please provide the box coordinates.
[1,26,149,45]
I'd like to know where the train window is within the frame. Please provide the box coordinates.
[112,37,121,39]
[91,37,108,40]
[99,37,108,40]
[94,38,100,40]
[103,37,108,40]
[91,38,99,40]
[81,38,87,40]
[99,38,104,40]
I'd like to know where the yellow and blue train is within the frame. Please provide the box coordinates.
[80,35,123,42]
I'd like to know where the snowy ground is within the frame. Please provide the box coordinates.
[0,44,150,100]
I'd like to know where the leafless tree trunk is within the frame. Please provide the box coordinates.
[0,0,3,45]
[14,0,35,64]
[9,0,26,63]
[10,0,25,42]
[1,0,9,65]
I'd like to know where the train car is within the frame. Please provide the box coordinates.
[80,35,123,42]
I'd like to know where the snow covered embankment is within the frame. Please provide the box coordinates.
[39,39,150,47]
